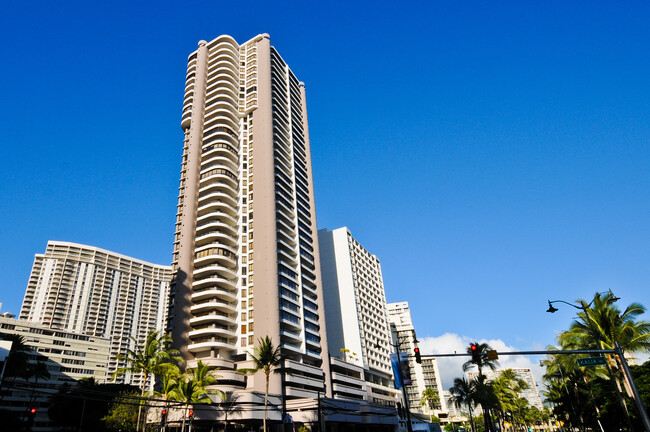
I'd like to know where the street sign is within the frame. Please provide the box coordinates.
[578,356,606,367]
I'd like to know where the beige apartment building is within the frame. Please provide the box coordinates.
[168,34,331,408]
[0,316,110,431]
[18,241,172,387]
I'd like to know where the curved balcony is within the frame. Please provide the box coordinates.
[197,199,238,220]
[197,211,238,229]
[190,311,236,326]
[196,220,237,238]
[207,59,239,79]
[195,230,237,249]
[189,326,236,339]
[204,110,240,133]
[198,177,238,198]
[190,299,237,315]
[205,85,238,109]
[191,280,237,296]
[193,264,237,281]
[201,159,238,178]
[198,190,238,208]
[207,37,239,57]
[201,142,238,164]
[193,250,237,269]
[188,340,235,353]
[204,113,239,136]
[205,76,239,99]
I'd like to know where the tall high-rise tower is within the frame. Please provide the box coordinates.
[168,34,331,398]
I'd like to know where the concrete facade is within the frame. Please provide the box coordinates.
[168,34,331,401]
[18,241,171,387]
[387,302,449,420]
[319,227,399,406]
[0,316,110,431]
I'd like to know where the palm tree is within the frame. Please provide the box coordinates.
[449,377,475,432]
[559,292,650,431]
[168,361,223,432]
[237,335,282,432]
[463,343,498,432]
[471,375,499,432]
[152,364,181,431]
[420,387,440,420]
[112,330,180,432]
[462,342,499,377]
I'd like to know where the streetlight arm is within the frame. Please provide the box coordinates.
[548,300,587,311]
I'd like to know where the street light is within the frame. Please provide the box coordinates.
[546,289,618,313]
[544,290,650,432]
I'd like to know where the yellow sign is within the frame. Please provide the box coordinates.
[504,421,511,429]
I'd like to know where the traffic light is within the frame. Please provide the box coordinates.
[188,409,194,424]
[27,408,36,430]
[414,347,422,364]
[161,409,167,425]
[470,343,480,362]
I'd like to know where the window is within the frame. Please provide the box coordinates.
[248,335,254,344]
[249,322,254,332]
[241,338,247,347]
[241,313,247,321]
[248,264,254,272]
[241,301,247,309]
[242,289,247,297]
[248,310,254,319]
[241,325,247,334]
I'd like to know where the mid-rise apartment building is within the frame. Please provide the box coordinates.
[18,241,172,386]
[466,368,543,410]
[387,302,448,420]
[319,227,399,406]
[0,316,110,431]
[167,34,331,401]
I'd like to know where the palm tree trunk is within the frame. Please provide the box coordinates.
[264,372,269,432]
[467,402,475,432]
[137,373,147,432]
[605,354,634,432]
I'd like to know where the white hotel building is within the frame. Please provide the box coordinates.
[318,227,399,406]
[18,241,172,386]
[387,302,448,420]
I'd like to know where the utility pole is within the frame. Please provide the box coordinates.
[394,338,413,432]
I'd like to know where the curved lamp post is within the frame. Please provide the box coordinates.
[545,291,650,432]
[547,289,619,313]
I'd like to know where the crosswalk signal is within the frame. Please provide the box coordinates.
[414,347,422,364]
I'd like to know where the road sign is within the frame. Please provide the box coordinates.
[578,356,606,367]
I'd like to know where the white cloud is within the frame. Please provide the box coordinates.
[418,333,547,392]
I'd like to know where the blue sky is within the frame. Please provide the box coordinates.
[2,0,649,384]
